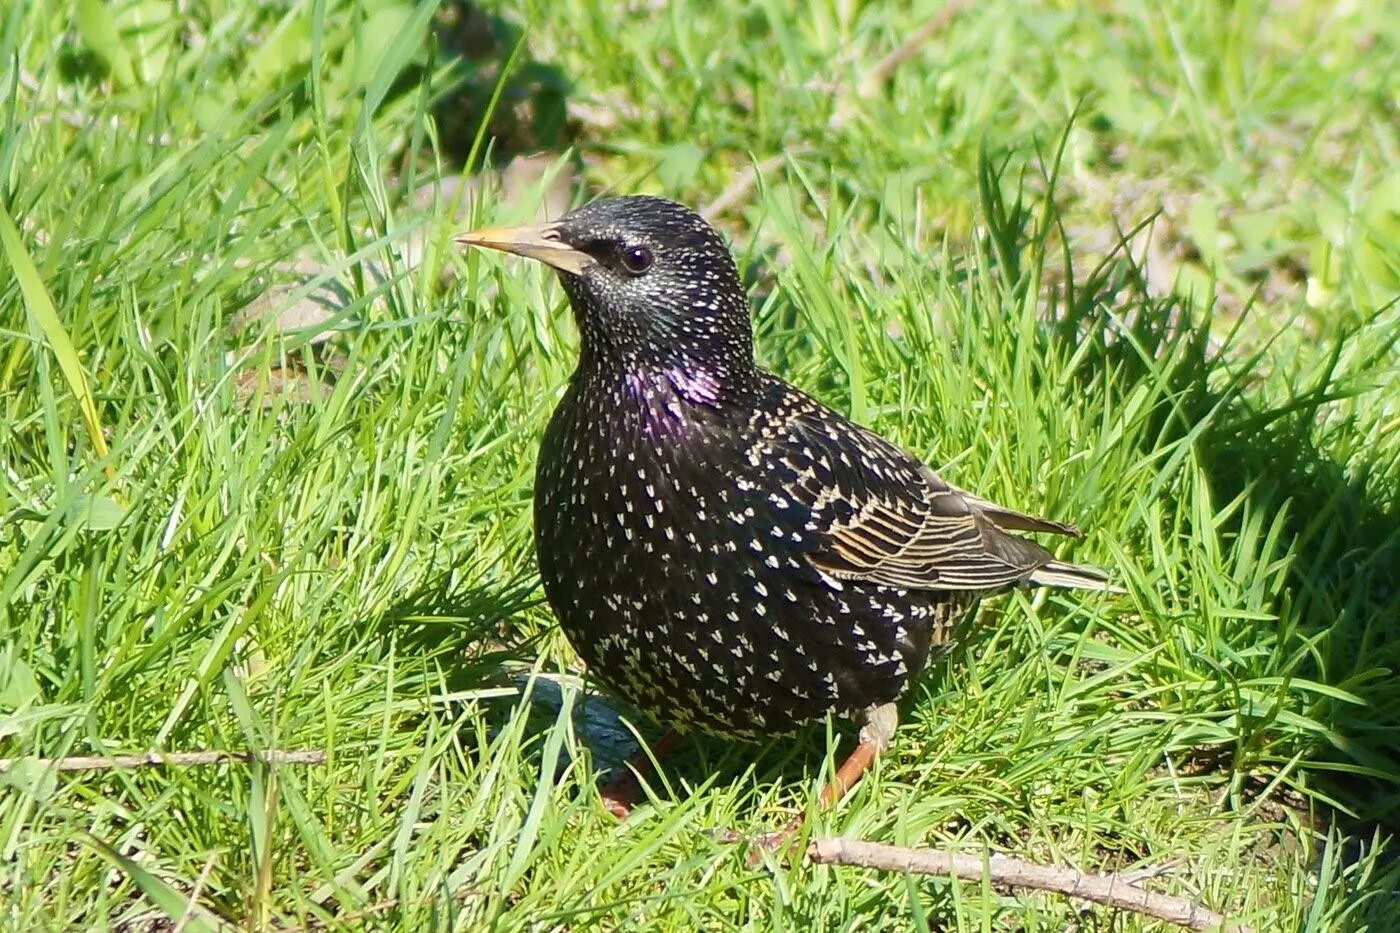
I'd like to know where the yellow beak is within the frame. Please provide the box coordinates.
[454,223,596,276]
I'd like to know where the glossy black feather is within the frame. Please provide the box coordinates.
[527,196,1110,738]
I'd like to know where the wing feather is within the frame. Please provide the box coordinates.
[785,405,1099,592]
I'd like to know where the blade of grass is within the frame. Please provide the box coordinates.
[0,201,115,482]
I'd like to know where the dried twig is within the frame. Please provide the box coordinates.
[854,0,975,99]
[701,154,792,222]
[175,853,220,933]
[807,838,1245,932]
[701,0,972,220]
[0,749,327,773]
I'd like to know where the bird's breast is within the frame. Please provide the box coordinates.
[533,373,745,582]
[528,373,952,737]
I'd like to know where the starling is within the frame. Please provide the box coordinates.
[457,196,1114,813]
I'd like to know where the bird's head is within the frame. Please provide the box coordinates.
[458,196,755,402]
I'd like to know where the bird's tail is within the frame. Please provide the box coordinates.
[1028,559,1124,593]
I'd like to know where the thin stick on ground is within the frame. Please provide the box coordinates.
[807,838,1245,932]
[854,0,975,99]
[702,1,972,221]
[0,749,328,772]
[701,154,791,222]
[175,852,220,933]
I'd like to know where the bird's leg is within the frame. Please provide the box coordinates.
[820,702,899,807]
[599,729,683,819]
[746,703,900,857]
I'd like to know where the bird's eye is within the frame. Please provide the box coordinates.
[620,244,653,274]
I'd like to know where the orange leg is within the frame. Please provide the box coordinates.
[749,703,900,856]
[599,729,683,819]
[818,735,883,807]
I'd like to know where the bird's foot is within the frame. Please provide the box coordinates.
[598,729,683,819]
[718,705,900,865]
[743,816,809,866]
[599,781,635,820]
[707,817,807,867]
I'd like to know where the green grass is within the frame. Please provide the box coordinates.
[2,0,1397,928]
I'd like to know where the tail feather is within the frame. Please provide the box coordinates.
[974,514,1124,594]
[950,482,1084,538]
[1028,559,1124,593]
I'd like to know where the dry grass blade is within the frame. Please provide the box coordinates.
[701,154,792,222]
[855,0,975,98]
[0,202,114,480]
[703,1,970,220]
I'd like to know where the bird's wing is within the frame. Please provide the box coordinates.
[775,391,1090,592]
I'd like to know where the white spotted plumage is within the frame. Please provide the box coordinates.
[525,196,1112,740]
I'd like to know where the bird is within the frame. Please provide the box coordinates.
[456,195,1116,819]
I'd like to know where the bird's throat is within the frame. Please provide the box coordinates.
[664,364,725,407]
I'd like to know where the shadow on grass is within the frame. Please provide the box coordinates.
[377,566,542,693]
[376,569,715,789]
[1030,203,1400,843]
